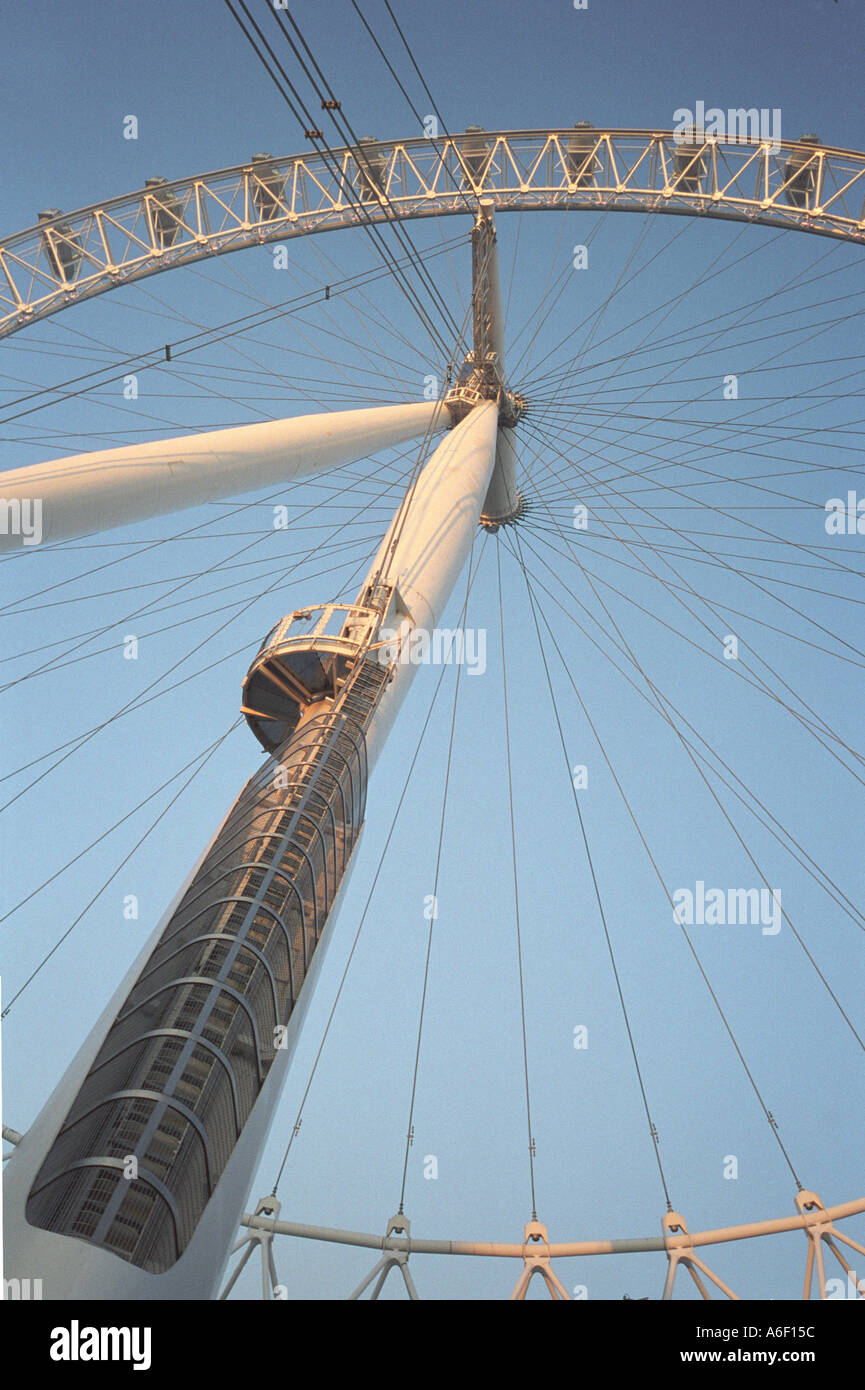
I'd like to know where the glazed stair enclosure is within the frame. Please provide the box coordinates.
[24,654,390,1272]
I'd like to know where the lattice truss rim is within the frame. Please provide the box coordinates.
[2,127,865,339]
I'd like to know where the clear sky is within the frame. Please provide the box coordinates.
[1,0,864,1302]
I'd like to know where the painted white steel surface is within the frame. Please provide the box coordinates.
[2,771,365,1300]
[0,401,444,550]
[2,404,498,1299]
[363,401,499,771]
[473,205,517,522]
[483,428,521,524]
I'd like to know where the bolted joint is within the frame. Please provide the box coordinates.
[479,492,528,532]
[498,389,526,429]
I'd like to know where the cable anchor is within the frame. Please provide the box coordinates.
[797,1188,865,1299]
[662,1209,740,1300]
[348,1212,419,1300]
[509,1220,571,1300]
[219,1195,284,1301]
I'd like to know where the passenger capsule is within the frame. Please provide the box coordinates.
[144,177,182,249]
[566,121,598,187]
[355,136,386,202]
[672,125,707,194]
[783,134,821,210]
[462,125,491,186]
[250,153,287,222]
[37,210,82,283]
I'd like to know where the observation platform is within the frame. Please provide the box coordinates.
[241,602,386,752]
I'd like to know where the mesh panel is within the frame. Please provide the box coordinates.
[25,680,382,1272]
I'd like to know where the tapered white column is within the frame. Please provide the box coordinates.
[468,201,520,524]
[0,401,445,550]
[362,399,499,770]
[1,402,498,1302]
[482,428,521,526]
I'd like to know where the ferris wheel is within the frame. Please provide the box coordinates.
[1,117,865,1304]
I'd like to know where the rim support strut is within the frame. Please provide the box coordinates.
[662,1210,740,1301]
[509,1220,572,1300]
[349,1213,420,1300]
[219,1195,284,1301]
[798,1189,865,1300]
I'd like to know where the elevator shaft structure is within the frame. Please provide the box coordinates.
[3,400,501,1298]
[23,688,381,1277]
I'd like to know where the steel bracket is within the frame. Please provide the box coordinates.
[509,1219,572,1300]
[662,1209,739,1301]
[348,1212,420,1300]
[219,1195,285,1301]
[797,1188,865,1299]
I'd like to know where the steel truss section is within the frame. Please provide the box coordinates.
[2,129,864,338]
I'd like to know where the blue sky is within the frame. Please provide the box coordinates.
[1,0,864,1301]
